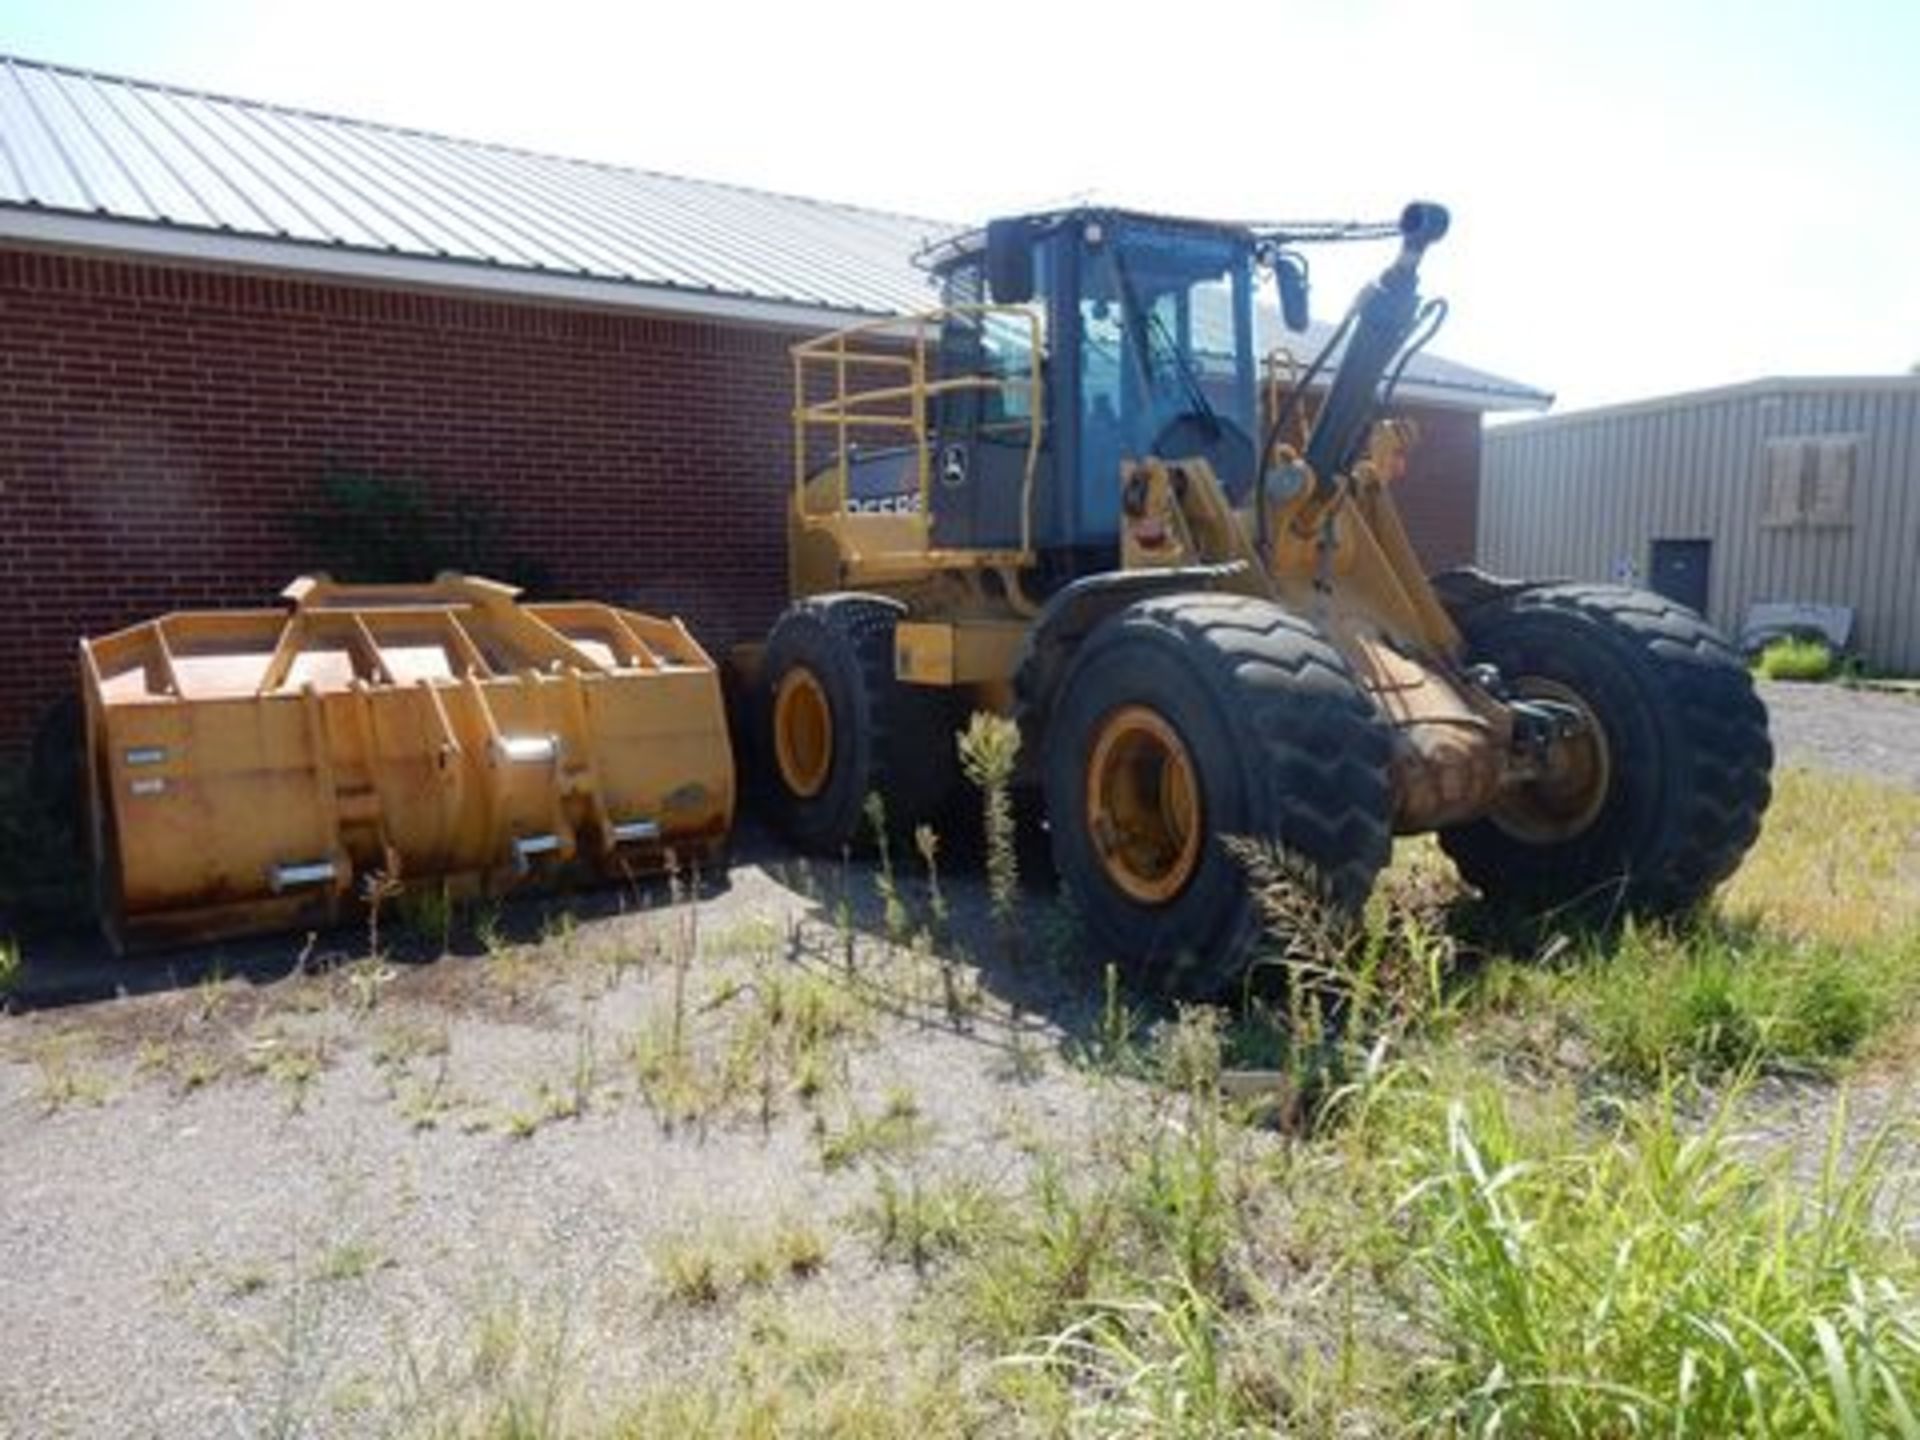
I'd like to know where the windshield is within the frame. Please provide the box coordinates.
[1080,224,1257,501]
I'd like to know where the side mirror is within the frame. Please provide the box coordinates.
[1276,254,1310,333]
[985,219,1034,304]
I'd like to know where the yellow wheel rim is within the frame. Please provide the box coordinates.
[1490,677,1613,844]
[1085,705,1204,905]
[773,667,833,800]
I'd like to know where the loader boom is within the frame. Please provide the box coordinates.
[1298,202,1451,492]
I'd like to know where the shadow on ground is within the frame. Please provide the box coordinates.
[0,805,1120,1059]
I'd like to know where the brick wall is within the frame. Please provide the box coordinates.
[1392,403,1482,571]
[0,245,1486,757]
[0,247,805,755]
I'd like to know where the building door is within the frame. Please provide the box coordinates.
[1649,538,1711,615]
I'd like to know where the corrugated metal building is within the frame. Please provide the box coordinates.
[0,52,1546,754]
[1481,378,1920,671]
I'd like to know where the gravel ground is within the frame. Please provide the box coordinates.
[1740,682,1920,1233]
[3,678,1914,1435]
[1759,679,1920,788]
[0,857,1110,1437]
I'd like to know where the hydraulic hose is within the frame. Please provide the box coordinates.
[1300,202,1449,498]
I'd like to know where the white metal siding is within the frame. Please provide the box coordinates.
[1481,381,1920,672]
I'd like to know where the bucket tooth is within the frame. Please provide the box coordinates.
[511,833,563,874]
[495,734,559,766]
[269,859,340,893]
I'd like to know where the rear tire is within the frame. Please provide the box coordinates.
[760,596,958,853]
[1044,594,1392,996]
[1439,584,1772,919]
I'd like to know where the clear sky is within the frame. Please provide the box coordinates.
[5,0,1916,412]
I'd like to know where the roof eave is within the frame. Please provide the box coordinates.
[1387,382,1554,414]
[1490,374,1920,432]
[0,206,915,335]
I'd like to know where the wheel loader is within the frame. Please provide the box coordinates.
[756,201,1773,993]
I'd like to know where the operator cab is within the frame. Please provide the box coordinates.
[925,209,1266,574]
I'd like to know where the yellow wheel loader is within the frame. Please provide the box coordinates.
[756,202,1772,994]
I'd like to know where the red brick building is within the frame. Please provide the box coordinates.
[0,55,1547,757]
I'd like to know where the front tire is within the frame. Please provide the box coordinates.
[1044,594,1393,996]
[1439,584,1772,919]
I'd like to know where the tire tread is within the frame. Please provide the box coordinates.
[1050,593,1393,993]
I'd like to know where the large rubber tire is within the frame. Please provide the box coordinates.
[1045,593,1393,996]
[760,596,958,854]
[1439,584,1772,919]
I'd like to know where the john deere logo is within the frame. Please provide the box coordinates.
[940,443,969,487]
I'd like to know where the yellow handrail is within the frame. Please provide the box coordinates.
[790,305,1045,557]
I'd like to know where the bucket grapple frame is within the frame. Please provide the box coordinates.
[83,574,733,951]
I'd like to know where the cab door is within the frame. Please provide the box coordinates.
[929,258,1051,551]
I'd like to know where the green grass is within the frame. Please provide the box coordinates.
[855,1171,1007,1273]
[628,961,873,1130]
[610,1320,973,1439]
[27,1031,112,1111]
[556,763,1919,1434]
[1756,635,1837,681]
[653,1234,726,1307]
[1467,920,1918,1085]
[1723,767,1920,945]
[819,1086,932,1170]
[393,876,459,953]
[936,765,1920,1433]
[651,1217,832,1308]
[957,713,1022,934]
[1449,766,1920,1088]
[242,1021,332,1112]
[0,933,20,998]
[1396,1086,1920,1436]
[312,1241,390,1284]
[1585,926,1900,1081]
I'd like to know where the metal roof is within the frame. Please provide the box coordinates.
[1485,374,1920,432]
[1255,312,1549,411]
[0,52,1548,410]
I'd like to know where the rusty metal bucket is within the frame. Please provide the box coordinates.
[80,574,734,951]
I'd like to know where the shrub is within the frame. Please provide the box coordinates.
[1755,635,1835,682]
[295,469,551,589]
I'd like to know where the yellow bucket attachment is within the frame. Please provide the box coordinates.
[80,574,735,951]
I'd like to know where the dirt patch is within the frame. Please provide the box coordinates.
[0,852,1111,1436]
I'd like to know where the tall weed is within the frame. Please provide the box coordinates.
[1397,1085,1920,1436]
[957,712,1022,938]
